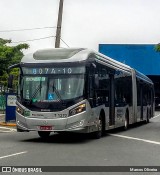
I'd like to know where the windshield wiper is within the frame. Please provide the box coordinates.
[28,81,42,104]
[52,84,63,103]
[31,85,41,100]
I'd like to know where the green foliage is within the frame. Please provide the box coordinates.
[0,72,8,87]
[155,43,160,52]
[0,38,11,45]
[0,38,29,89]
[10,68,20,90]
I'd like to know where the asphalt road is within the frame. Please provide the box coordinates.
[1,111,160,175]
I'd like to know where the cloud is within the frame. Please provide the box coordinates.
[0,0,160,53]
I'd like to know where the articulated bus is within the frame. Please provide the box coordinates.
[8,48,155,139]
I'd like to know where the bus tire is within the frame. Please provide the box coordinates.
[93,115,103,139]
[123,111,129,130]
[17,127,25,132]
[38,131,50,138]
[145,110,150,124]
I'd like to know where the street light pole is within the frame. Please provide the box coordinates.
[55,0,64,48]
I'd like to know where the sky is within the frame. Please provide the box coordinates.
[0,0,160,54]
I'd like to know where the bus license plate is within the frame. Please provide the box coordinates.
[40,126,53,130]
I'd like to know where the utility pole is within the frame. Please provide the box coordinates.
[55,0,64,48]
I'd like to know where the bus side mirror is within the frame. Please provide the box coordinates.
[8,74,14,89]
[94,74,99,89]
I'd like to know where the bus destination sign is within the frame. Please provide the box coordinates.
[22,67,85,75]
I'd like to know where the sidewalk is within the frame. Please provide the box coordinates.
[0,113,16,127]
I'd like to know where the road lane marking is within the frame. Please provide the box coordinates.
[0,126,16,132]
[0,151,27,160]
[109,134,160,145]
[0,126,16,130]
[152,113,160,119]
[0,130,15,133]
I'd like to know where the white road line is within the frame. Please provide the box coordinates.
[152,113,160,119]
[0,151,27,160]
[8,128,16,131]
[0,126,16,132]
[0,130,14,133]
[109,134,160,145]
[0,130,16,133]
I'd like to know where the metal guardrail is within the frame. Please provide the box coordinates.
[0,85,17,112]
[0,85,7,111]
[0,94,6,111]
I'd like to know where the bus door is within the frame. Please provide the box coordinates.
[137,79,144,121]
[140,85,144,120]
[109,74,115,126]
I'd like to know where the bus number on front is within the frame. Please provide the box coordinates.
[53,114,67,118]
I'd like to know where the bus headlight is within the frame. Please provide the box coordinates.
[69,103,86,116]
[16,106,24,115]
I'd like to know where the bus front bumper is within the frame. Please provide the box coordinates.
[16,112,98,134]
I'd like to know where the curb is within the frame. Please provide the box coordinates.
[0,122,16,127]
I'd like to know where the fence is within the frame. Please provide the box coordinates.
[0,85,8,112]
[0,94,5,111]
[0,84,17,112]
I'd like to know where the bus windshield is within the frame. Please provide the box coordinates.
[21,74,85,102]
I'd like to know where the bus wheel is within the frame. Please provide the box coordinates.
[145,110,150,124]
[123,112,129,130]
[93,115,103,139]
[38,131,50,138]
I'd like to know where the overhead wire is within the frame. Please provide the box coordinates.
[60,37,70,48]
[11,36,70,48]
[0,26,57,33]
[11,36,55,43]
[0,26,70,47]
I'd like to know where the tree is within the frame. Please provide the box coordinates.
[155,43,160,52]
[0,38,29,88]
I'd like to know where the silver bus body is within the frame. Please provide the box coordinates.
[14,48,154,137]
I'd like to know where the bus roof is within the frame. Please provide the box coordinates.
[21,48,131,70]
[21,48,90,63]
[20,48,152,84]
[136,70,153,84]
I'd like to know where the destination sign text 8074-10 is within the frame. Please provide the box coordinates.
[22,67,85,75]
